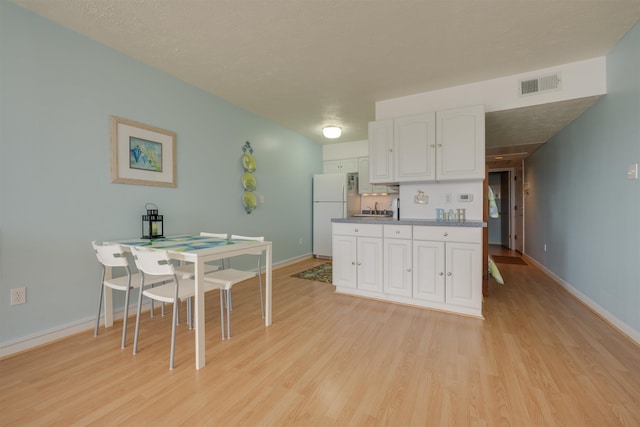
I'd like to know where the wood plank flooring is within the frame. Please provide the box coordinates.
[2,255,640,426]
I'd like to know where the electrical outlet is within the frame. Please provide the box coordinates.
[10,287,26,305]
[544,244,547,253]
[299,238,303,245]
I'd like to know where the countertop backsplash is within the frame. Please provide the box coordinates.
[359,194,394,214]
[399,181,484,221]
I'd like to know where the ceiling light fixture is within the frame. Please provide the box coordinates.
[322,126,341,139]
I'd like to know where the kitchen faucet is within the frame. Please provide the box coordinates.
[374,202,379,214]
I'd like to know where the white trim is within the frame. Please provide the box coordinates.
[524,254,640,346]
[0,254,313,359]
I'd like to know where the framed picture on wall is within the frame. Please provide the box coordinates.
[110,116,177,187]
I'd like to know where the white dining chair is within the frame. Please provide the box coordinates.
[91,241,172,349]
[173,232,228,278]
[131,246,210,370]
[204,235,264,339]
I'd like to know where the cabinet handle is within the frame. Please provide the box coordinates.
[443,232,448,237]
[447,272,452,276]
[354,228,359,232]
[437,144,442,148]
[407,268,411,272]
[388,148,393,152]
[352,261,356,265]
[395,230,400,234]
[430,144,435,148]
[439,272,444,276]
[357,262,362,266]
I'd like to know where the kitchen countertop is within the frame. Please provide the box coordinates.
[332,217,486,227]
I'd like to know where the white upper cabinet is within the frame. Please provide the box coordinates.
[394,112,437,182]
[436,105,485,181]
[323,158,359,174]
[358,157,398,194]
[368,119,394,182]
[368,105,485,183]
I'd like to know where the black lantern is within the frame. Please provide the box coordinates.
[141,203,164,239]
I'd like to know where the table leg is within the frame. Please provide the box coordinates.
[195,258,206,369]
[265,244,272,326]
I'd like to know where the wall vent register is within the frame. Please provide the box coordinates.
[519,72,561,96]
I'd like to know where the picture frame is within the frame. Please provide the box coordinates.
[110,116,176,187]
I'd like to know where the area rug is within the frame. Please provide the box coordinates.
[492,255,527,265]
[292,263,332,283]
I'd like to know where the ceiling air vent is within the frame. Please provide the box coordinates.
[519,72,561,96]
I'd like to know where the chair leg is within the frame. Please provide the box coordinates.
[226,289,232,339]
[121,285,131,349]
[219,290,226,340]
[258,264,264,319]
[94,271,105,337]
[169,294,179,370]
[187,298,192,329]
[133,286,145,355]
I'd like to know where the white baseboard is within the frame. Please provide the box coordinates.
[0,254,313,359]
[523,254,640,346]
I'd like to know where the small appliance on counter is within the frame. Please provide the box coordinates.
[392,197,400,220]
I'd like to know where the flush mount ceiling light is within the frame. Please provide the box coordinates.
[322,126,341,139]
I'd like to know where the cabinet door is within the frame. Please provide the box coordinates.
[445,242,482,309]
[340,158,359,173]
[436,105,485,181]
[323,160,342,174]
[332,235,357,288]
[357,237,383,292]
[368,119,394,183]
[323,158,359,174]
[384,238,412,297]
[412,240,445,303]
[358,157,373,194]
[394,112,436,182]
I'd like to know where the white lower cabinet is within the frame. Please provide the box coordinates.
[332,223,383,292]
[333,222,483,318]
[413,226,482,315]
[383,225,412,297]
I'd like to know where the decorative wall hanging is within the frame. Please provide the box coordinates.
[241,141,257,213]
[110,116,176,187]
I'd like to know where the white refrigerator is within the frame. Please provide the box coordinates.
[313,173,360,258]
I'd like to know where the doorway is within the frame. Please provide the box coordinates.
[488,171,510,248]
[488,167,524,253]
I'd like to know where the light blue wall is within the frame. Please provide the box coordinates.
[524,22,640,334]
[0,2,322,343]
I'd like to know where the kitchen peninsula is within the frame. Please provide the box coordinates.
[332,217,485,318]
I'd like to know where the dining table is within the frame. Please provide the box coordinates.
[102,234,272,369]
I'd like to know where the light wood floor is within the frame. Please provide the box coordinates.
[2,255,640,426]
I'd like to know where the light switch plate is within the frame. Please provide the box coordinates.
[627,163,638,180]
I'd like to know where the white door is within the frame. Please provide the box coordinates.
[313,202,345,257]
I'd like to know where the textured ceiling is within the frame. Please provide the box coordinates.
[11,0,640,166]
